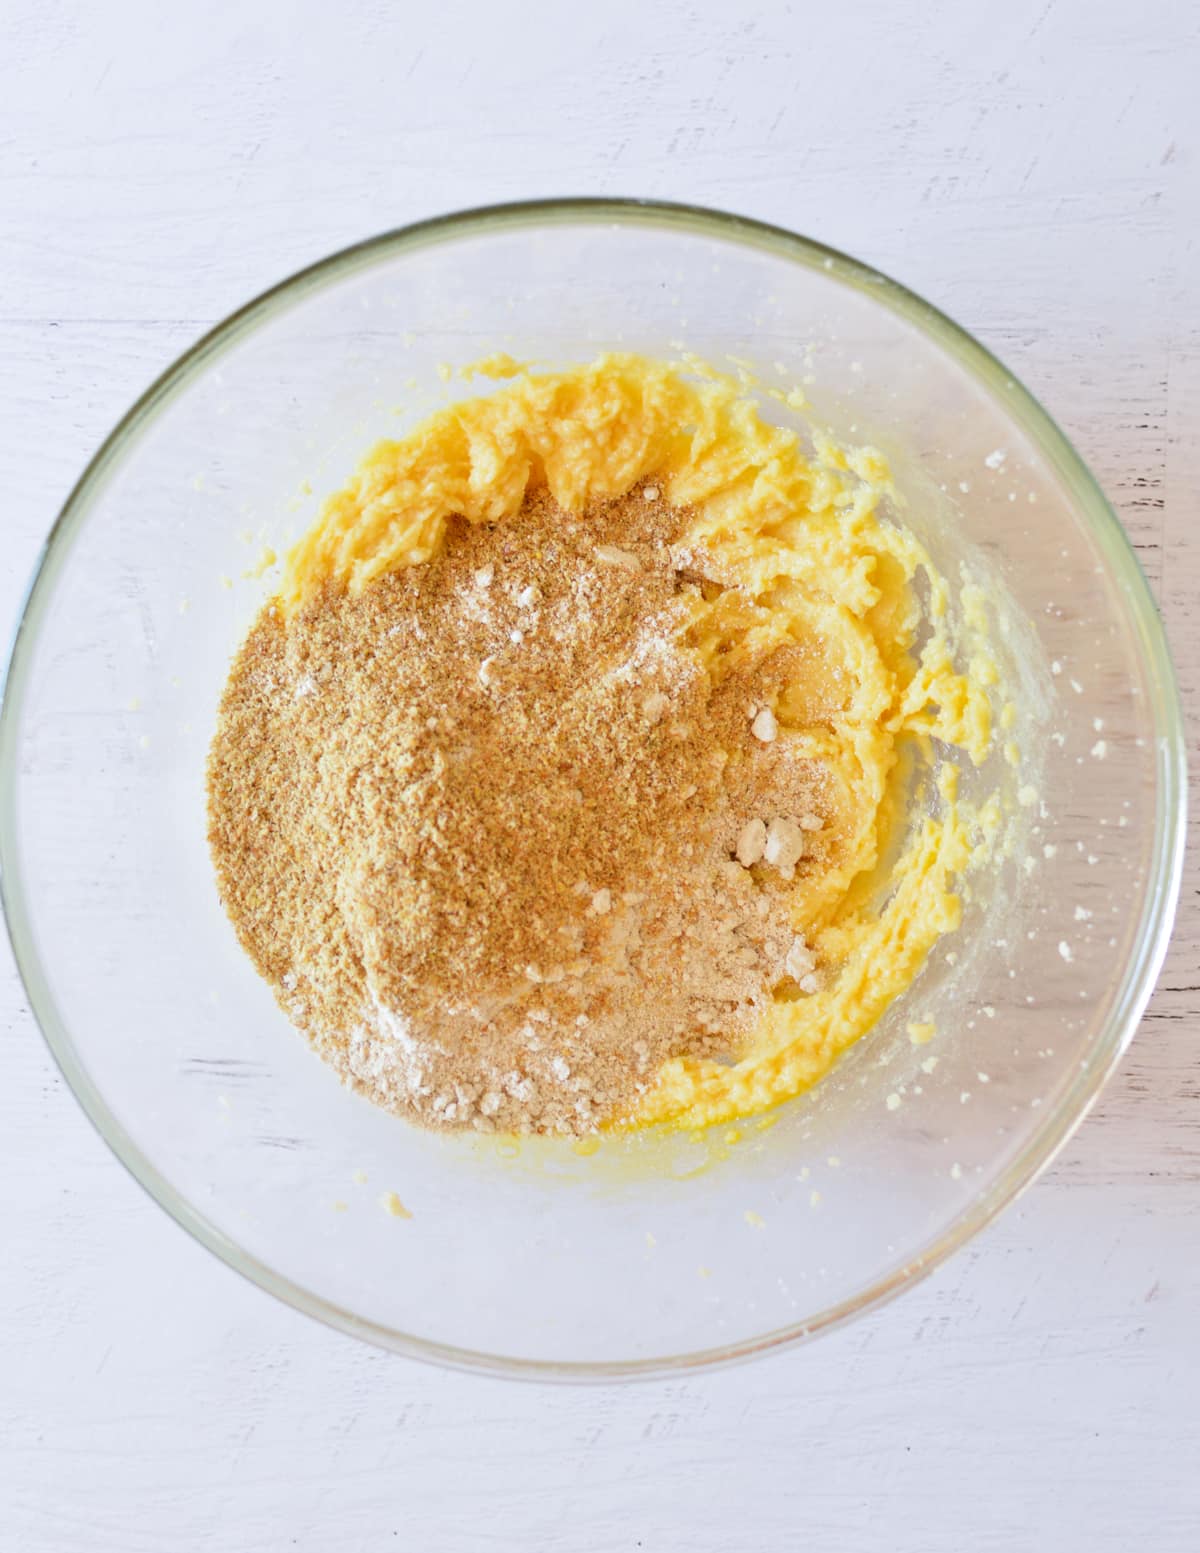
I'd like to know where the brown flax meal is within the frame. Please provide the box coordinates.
[207,484,831,1135]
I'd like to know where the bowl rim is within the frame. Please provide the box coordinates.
[0,195,1187,1382]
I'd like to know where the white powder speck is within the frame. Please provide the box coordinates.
[950,1162,963,1180]
[885,1092,901,1111]
[1043,843,1057,859]
[1074,906,1092,921]
[1058,940,1073,963]
[1070,678,1084,694]
[348,999,435,1104]
[985,449,1007,470]
[751,706,778,742]
[1091,739,1107,759]
[1051,660,1063,676]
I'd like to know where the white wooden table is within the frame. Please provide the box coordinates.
[2,2,1196,1547]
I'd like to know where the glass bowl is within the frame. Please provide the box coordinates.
[1,199,1184,1379]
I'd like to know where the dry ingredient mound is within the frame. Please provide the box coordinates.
[208,484,831,1136]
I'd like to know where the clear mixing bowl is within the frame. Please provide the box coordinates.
[0,199,1185,1378]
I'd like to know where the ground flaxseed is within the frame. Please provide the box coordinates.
[207,483,831,1135]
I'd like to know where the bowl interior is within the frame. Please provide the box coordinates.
[1,206,1182,1374]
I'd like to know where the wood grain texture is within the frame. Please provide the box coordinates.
[1,0,1196,1548]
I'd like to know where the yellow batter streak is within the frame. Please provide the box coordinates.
[280,354,1000,1133]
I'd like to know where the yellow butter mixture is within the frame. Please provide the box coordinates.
[262,353,1001,1132]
